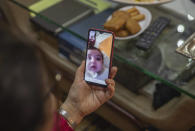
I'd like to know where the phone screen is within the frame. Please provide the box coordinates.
[84,29,114,87]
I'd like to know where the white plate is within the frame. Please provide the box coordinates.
[112,0,173,5]
[106,6,152,40]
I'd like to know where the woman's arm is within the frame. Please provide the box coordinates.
[60,61,117,128]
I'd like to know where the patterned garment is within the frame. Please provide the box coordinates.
[53,113,74,131]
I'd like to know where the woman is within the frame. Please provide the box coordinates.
[0,30,117,131]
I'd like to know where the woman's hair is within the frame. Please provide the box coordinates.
[0,30,45,131]
[88,47,104,63]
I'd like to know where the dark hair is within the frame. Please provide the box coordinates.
[0,30,45,131]
[88,47,104,63]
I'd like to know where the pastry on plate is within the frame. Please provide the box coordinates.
[104,6,145,37]
[126,18,141,35]
[104,11,129,32]
[115,30,129,37]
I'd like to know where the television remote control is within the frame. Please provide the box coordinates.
[136,16,171,50]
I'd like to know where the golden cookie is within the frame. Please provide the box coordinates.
[116,30,129,37]
[131,14,145,21]
[127,7,139,14]
[126,18,141,35]
[104,17,126,32]
[130,11,140,17]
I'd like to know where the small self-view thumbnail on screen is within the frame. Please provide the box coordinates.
[85,30,113,86]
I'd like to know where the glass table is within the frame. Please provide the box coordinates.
[9,0,195,98]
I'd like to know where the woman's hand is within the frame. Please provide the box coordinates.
[61,61,117,125]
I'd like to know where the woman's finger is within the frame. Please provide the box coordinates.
[75,61,85,81]
[105,79,115,98]
[109,66,117,79]
[106,84,115,99]
[106,79,115,87]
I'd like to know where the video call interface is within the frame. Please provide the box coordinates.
[84,30,113,86]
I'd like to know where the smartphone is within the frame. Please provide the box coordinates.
[84,28,115,87]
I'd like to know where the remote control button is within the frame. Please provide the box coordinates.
[136,16,170,50]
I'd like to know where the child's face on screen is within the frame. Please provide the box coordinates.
[87,49,103,73]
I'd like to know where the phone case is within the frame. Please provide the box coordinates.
[84,28,115,87]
